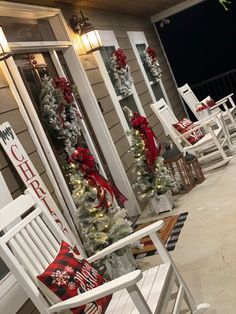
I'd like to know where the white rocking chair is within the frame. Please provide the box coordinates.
[151,99,232,172]
[0,188,209,314]
[178,83,236,131]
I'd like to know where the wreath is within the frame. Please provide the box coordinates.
[110,48,133,97]
[40,76,81,155]
[143,46,162,81]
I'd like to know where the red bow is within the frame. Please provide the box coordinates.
[131,113,161,170]
[112,48,127,69]
[69,147,127,208]
[147,46,157,63]
[54,77,74,104]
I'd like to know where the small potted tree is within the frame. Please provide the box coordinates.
[125,107,175,213]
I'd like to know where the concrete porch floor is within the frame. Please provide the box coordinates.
[136,155,236,313]
[18,155,236,313]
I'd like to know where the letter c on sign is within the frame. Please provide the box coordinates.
[11,144,24,162]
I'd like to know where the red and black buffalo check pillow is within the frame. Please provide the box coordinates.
[37,241,112,314]
[173,118,205,144]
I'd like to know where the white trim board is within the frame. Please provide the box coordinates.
[95,30,146,137]
[151,0,206,22]
[0,1,59,19]
[58,14,141,216]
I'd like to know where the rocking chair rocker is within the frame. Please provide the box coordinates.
[0,188,209,314]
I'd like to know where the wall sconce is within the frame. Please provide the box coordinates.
[70,11,103,54]
[0,26,11,61]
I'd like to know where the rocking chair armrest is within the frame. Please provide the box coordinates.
[87,220,164,263]
[192,111,219,125]
[48,270,143,313]
[215,93,234,106]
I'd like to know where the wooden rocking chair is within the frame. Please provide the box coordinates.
[178,83,236,132]
[0,188,209,314]
[151,98,232,172]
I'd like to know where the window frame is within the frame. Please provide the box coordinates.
[127,31,172,108]
[93,30,146,142]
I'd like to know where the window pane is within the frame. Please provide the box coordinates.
[120,95,139,128]
[136,43,154,82]
[0,17,56,42]
[151,81,165,101]
[100,46,122,96]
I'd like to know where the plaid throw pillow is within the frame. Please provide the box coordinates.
[201,96,216,108]
[173,118,204,144]
[37,241,112,314]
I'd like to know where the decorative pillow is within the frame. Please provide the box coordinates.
[37,241,112,314]
[173,118,204,144]
[201,96,216,108]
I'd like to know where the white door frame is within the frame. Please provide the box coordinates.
[94,30,146,142]
[0,2,140,217]
[0,172,27,313]
[127,31,172,109]
[56,15,141,216]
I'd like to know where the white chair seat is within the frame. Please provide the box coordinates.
[106,263,173,314]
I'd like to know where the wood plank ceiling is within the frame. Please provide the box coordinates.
[9,0,186,16]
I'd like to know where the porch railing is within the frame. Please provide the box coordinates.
[191,69,236,101]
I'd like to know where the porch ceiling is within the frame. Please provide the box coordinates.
[56,0,187,16]
[7,0,186,16]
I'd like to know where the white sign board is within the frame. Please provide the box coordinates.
[0,122,77,245]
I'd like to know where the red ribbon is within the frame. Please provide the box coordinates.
[69,147,127,208]
[131,112,161,170]
[147,46,157,64]
[54,77,74,104]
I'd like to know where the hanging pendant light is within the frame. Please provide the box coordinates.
[70,11,103,54]
[0,26,11,61]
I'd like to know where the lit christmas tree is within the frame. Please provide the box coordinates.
[68,147,132,257]
[125,107,175,201]
[40,78,133,266]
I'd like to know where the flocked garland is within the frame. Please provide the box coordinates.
[110,48,133,97]
[143,46,162,81]
[40,76,81,155]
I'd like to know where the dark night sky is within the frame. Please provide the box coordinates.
[156,0,236,86]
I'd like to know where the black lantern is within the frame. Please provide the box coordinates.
[70,12,103,54]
